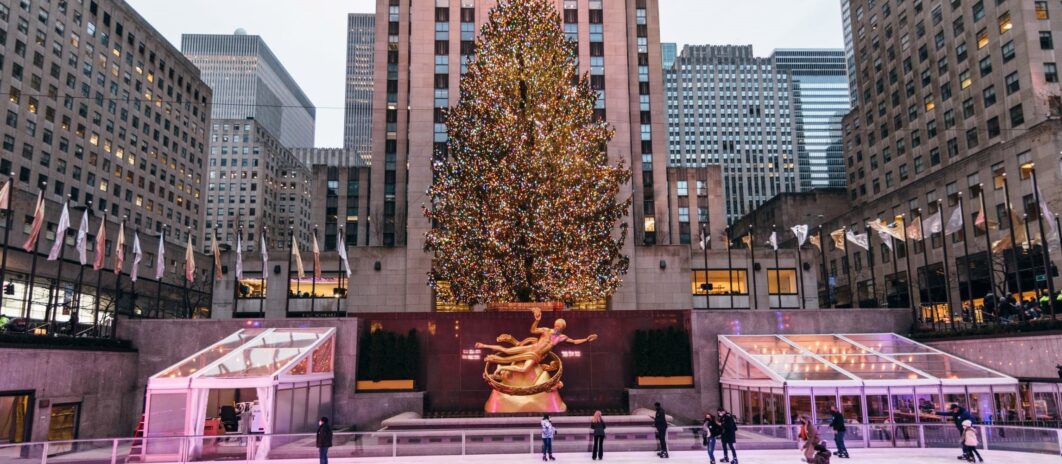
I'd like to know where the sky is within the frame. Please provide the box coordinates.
[128,0,844,148]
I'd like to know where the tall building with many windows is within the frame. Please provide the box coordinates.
[344,13,375,155]
[182,32,316,148]
[774,49,850,190]
[665,45,798,223]
[0,0,214,323]
[361,0,671,311]
[661,42,677,68]
[819,0,1062,310]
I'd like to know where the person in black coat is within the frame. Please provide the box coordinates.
[936,404,974,459]
[829,405,849,458]
[652,402,669,458]
[316,417,333,464]
[717,408,738,463]
[590,410,606,460]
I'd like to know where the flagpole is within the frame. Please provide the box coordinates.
[796,230,805,309]
[749,226,759,309]
[233,226,241,315]
[111,217,126,339]
[867,224,878,308]
[726,227,735,310]
[182,228,190,318]
[888,225,900,309]
[284,226,294,316]
[338,226,346,313]
[93,218,104,335]
[259,226,267,317]
[978,186,999,325]
[937,201,956,331]
[701,223,710,310]
[916,208,931,328]
[130,227,138,320]
[900,215,915,312]
[207,225,218,320]
[310,226,318,315]
[73,203,89,333]
[818,225,832,308]
[24,183,45,322]
[0,174,13,312]
[1023,213,1036,300]
[47,196,72,333]
[772,225,780,309]
[1001,173,1027,322]
[841,226,853,308]
[957,192,976,324]
[1029,165,1057,319]
[156,227,166,318]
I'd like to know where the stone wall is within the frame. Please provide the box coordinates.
[927,332,1062,379]
[0,347,138,440]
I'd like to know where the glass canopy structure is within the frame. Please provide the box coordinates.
[144,328,336,460]
[719,333,1018,426]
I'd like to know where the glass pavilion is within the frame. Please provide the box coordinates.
[143,328,336,460]
[719,333,1019,427]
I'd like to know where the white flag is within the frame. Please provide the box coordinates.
[698,229,710,251]
[260,230,269,276]
[846,230,870,250]
[877,230,894,251]
[944,207,964,235]
[923,211,943,235]
[155,229,165,280]
[311,232,322,280]
[767,231,778,251]
[337,233,352,278]
[235,233,243,280]
[130,232,142,282]
[47,202,70,261]
[75,209,89,265]
[791,224,808,246]
[0,178,10,210]
[1039,189,1058,249]
[291,235,305,278]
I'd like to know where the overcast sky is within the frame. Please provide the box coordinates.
[128,0,844,148]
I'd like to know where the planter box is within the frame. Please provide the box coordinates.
[486,301,566,312]
[356,380,415,391]
[636,376,694,387]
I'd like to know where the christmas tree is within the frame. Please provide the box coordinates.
[424,0,631,305]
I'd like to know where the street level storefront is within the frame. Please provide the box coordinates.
[719,333,1019,427]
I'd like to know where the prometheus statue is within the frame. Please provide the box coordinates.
[475,308,598,413]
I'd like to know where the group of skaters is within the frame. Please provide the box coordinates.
[981,290,1062,323]
[537,402,986,463]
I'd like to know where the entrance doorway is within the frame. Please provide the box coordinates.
[0,391,33,445]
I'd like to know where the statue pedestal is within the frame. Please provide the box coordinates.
[483,365,566,413]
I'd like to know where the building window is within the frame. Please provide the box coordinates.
[1005,72,1020,94]
[1041,31,1054,50]
[1035,1,1050,20]
[987,116,1000,138]
[1046,63,1059,82]
[1009,104,1024,127]
[997,12,1012,33]
[767,269,798,295]
[691,270,748,296]
[982,85,996,107]
[676,180,688,196]
[1001,41,1015,62]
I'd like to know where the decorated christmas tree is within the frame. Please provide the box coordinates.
[424,0,631,305]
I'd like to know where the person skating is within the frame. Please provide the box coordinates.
[702,412,722,464]
[652,403,669,458]
[961,420,984,462]
[799,416,820,462]
[937,403,974,459]
[590,410,606,460]
[541,414,556,461]
[315,417,333,464]
[828,405,849,458]
[718,408,738,463]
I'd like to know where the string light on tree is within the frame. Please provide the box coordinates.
[424,0,631,305]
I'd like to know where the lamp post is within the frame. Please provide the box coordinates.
[1027,163,1057,319]
[0,173,14,312]
[978,185,998,325]
[701,222,710,309]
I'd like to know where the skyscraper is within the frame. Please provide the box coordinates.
[661,42,677,68]
[665,45,798,223]
[359,0,671,311]
[182,32,317,148]
[344,14,376,156]
[773,49,850,190]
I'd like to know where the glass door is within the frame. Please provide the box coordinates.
[47,403,81,455]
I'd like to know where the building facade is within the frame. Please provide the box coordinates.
[181,32,316,148]
[825,0,1062,312]
[344,13,375,154]
[0,0,215,330]
[291,148,372,249]
[204,120,312,253]
[773,49,850,190]
[362,0,671,311]
[665,45,799,223]
[664,165,726,247]
[661,41,677,68]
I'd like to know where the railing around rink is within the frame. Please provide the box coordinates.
[0,423,1058,463]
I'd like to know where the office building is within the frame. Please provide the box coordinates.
[182,32,316,148]
[357,0,672,311]
[840,0,858,104]
[291,148,372,249]
[665,45,799,223]
[661,42,677,68]
[773,49,850,190]
[0,0,214,323]
[822,0,1062,310]
[344,13,375,154]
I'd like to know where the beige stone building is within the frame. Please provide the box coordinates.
[826,0,1062,312]
[0,0,215,324]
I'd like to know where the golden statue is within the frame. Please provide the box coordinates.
[475,308,597,413]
